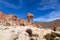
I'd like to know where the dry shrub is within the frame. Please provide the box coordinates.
[44,32,60,40]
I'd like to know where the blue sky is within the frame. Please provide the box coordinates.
[0,0,60,22]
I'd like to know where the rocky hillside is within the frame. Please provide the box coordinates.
[34,19,60,29]
[0,12,60,40]
[0,12,34,26]
[0,24,60,40]
[0,25,57,40]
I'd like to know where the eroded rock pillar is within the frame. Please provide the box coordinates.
[27,13,34,25]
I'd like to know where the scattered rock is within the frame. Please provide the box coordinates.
[0,26,55,40]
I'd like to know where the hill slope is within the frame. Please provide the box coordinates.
[34,19,60,28]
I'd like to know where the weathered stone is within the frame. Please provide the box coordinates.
[7,14,17,21]
[0,26,56,40]
[27,13,34,24]
[0,12,36,26]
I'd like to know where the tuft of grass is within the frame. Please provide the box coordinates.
[44,32,60,40]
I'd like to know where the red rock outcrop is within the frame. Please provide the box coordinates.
[27,13,34,25]
[0,12,7,21]
[0,12,35,26]
[0,12,23,26]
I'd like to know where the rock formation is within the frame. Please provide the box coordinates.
[26,13,36,27]
[7,14,17,21]
[0,12,7,22]
[0,12,35,26]
[27,13,34,24]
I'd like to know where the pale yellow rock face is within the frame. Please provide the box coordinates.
[0,26,55,40]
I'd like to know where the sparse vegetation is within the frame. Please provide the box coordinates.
[44,32,60,40]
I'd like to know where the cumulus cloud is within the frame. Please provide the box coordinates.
[33,11,60,22]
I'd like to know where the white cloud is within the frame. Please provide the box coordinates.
[48,11,60,18]
[33,11,60,22]
[37,0,59,10]
[34,0,60,22]
[0,0,22,9]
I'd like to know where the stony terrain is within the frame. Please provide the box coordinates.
[0,25,54,40]
[34,19,60,31]
[0,12,60,40]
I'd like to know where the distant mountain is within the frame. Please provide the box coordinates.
[34,19,60,28]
